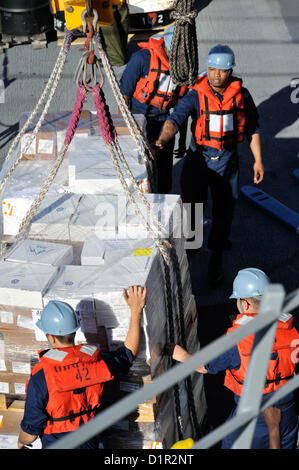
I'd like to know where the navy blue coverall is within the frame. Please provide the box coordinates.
[168,82,260,253]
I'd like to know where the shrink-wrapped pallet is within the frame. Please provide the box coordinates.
[0,108,205,447]
[19,111,146,160]
[40,237,205,447]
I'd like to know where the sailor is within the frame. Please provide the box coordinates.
[154,45,264,285]
[17,285,147,449]
[119,25,188,194]
[170,268,299,449]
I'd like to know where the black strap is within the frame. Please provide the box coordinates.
[264,373,294,388]
[48,404,101,424]
[145,57,164,106]
[206,134,235,142]
[229,369,294,388]
[232,96,239,140]
[202,109,233,116]
[204,95,210,140]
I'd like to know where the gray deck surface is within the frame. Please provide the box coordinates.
[0,0,298,444]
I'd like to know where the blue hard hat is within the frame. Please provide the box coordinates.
[229,268,270,299]
[36,300,80,335]
[206,44,235,70]
[164,24,174,52]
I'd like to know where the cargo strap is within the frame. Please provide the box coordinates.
[229,369,294,388]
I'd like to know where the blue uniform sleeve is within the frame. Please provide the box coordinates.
[242,87,260,136]
[119,49,150,98]
[168,89,199,131]
[20,369,49,437]
[205,345,241,374]
[102,345,134,375]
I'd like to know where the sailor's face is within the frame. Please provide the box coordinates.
[208,67,231,89]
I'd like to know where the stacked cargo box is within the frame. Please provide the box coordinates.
[0,113,206,448]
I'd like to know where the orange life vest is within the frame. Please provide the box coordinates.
[224,313,299,396]
[28,344,113,434]
[133,37,187,111]
[191,74,246,150]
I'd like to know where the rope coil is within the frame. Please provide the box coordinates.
[169,0,199,86]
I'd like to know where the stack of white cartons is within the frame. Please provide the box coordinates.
[40,230,205,448]
[0,108,206,447]
[67,136,149,195]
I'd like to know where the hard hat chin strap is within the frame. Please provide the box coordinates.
[238,299,245,314]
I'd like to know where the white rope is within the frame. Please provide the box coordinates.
[113,139,169,240]
[109,141,171,263]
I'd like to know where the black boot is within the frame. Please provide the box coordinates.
[208,250,224,287]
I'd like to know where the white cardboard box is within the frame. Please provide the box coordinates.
[69,194,121,242]
[29,193,82,241]
[5,239,74,266]
[81,235,155,266]
[0,262,58,308]
[68,136,148,195]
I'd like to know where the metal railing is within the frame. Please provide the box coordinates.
[49,284,299,449]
